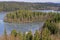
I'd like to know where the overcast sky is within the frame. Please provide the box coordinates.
[0,0,60,3]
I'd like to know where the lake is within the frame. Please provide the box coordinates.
[0,10,60,35]
[32,10,60,13]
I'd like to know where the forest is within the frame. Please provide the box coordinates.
[4,10,47,23]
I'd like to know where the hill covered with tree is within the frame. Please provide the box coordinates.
[0,2,60,12]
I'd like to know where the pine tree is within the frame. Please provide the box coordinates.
[11,30,17,40]
[26,31,33,40]
[23,33,26,40]
[17,32,23,40]
[41,27,51,40]
[4,27,7,40]
[11,30,17,37]
[34,30,40,40]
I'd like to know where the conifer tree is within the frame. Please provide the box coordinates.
[11,30,17,40]
[23,33,26,40]
[18,32,23,40]
[4,27,7,40]
[41,27,51,40]
[26,31,33,40]
[34,30,40,40]
[11,30,17,37]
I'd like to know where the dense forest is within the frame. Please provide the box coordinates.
[0,2,60,11]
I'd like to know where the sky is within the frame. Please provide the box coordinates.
[0,0,60,3]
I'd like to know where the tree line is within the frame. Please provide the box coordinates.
[3,28,51,40]
[4,10,47,23]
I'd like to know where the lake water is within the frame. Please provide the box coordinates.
[0,12,44,35]
[32,10,60,13]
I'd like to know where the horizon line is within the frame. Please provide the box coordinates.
[0,1,59,3]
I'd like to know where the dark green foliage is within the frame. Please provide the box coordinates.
[34,30,40,40]
[41,27,51,40]
[26,31,33,40]
[52,13,60,22]
[11,30,17,37]
[43,13,60,34]
[43,21,58,34]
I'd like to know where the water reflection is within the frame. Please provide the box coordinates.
[4,22,44,34]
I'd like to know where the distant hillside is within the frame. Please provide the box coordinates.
[0,2,60,11]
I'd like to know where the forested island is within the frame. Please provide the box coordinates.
[4,10,47,23]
